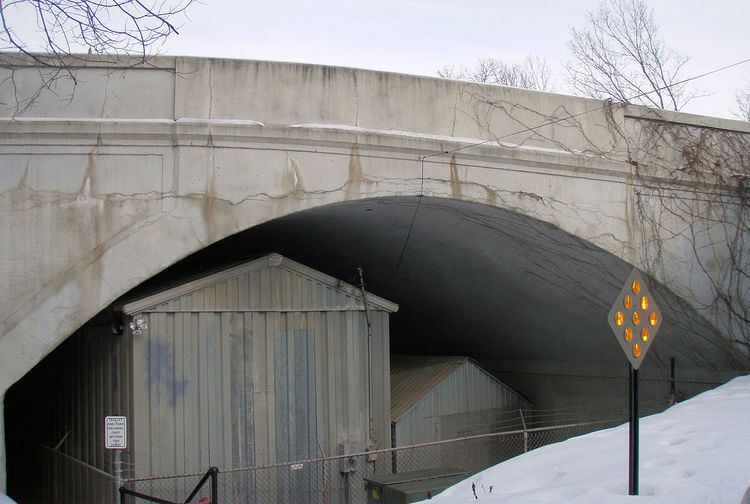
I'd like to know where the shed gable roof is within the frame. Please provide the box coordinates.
[390,354,469,422]
[122,253,399,314]
[390,354,524,422]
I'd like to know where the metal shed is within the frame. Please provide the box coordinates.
[121,253,398,478]
[390,355,532,447]
[9,253,398,503]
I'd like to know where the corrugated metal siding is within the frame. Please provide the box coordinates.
[390,355,467,421]
[393,358,532,447]
[130,262,392,478]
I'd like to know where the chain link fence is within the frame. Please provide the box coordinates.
[122,420,617,504]
[29,444,116,504]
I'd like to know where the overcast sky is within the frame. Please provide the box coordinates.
[10,0,750,119]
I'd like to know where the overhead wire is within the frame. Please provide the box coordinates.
[387,156,424,282]
[386,56,750,280]
[424,56,750,161]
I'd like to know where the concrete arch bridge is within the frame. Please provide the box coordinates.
[1,55,748,489]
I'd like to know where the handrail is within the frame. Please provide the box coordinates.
[183,467,218,504]
[120,466,218,504]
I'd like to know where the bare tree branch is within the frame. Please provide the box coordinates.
[438,56,555,92]
[565,0,694,111]
[630,116,750,356]
[0,0,195,115]
[734,82,750,122]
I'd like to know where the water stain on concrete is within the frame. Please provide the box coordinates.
[450,154,462,199]
[345,143,365,201]
[283,155,303,194]
[485,186,498,207]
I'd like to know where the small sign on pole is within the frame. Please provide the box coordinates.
[607,268,663,496]
[105,416,128,450]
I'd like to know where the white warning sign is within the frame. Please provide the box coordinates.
[105,416,127,449]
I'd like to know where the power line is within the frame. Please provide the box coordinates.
[387,157,424,281]
[424,56,750,161]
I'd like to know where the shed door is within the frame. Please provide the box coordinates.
[270,311,318,464]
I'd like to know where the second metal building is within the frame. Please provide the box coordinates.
[390,354,532,446]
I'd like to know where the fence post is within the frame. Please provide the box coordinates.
[519,410,529,453]
[113,450,123,504]
[210,466,219,504]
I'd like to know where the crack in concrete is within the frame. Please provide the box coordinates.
[353,71,359,128]
[1,189,164,211]
[450,84,465,137]
[208,61,214,121]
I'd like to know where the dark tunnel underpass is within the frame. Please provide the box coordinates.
[120,196,746,412]
[6,196,748,501]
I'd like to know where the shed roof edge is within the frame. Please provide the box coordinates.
[120,253,399,314]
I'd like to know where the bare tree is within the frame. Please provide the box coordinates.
[566,0,693,111]
[1,0,194,114]
[734,83,750,121]
[438,56,554,92]
[562,2,746,354]
[1,0,193,60]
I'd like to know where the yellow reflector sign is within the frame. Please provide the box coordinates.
[607,269,663,369]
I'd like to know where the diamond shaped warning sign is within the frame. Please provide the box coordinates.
[607,269,663,369]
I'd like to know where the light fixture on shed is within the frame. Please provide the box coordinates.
[129,317,148,335]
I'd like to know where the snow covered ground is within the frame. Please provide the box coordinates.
[0,493,16,504]
[425,375,750,504]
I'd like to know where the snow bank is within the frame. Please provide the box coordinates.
[424,375,750,503]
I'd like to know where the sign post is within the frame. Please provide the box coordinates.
[105,416,127,504]
[629,364,638,494]
[607,269,662,496]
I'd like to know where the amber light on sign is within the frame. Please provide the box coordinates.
[632,280,641,294]
[608,269,662,370]
[623,295,632,309]
[624,327,633,342]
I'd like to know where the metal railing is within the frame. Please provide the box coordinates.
[120,467,218,504]
[123,419,617,504]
